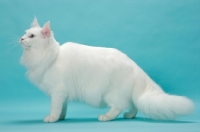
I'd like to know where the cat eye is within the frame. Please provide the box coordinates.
[29,34,35,38]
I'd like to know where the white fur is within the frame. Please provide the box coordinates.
[20,18,194,123]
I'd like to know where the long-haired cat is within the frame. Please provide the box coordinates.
[20,17,194,123]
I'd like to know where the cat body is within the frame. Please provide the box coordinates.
[20,18,194,123]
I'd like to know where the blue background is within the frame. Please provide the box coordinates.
[0,0,200,132]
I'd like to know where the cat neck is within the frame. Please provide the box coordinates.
[20,37,59,83]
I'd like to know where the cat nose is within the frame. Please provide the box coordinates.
[21,38,24,41]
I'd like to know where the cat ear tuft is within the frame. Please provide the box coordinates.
[42,21,51,38]
[31,17,40,28]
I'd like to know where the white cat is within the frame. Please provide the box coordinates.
[20,17,194,123]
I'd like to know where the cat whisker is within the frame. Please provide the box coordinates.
[11,39,20,43]
[4,35,22,52]
[5,41,19,45]
[5,43,21,53]
[17,48,23,54]
[6,35,21,46]
[8,34,20,40]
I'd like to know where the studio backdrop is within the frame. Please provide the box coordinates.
[0,0,199,132]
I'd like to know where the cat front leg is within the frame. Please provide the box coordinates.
[59,100,67,120]
[44,91,68,123]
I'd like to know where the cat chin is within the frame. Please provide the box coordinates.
[20,41,31,49]
[22,45,31,50]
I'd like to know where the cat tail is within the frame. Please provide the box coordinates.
[134,83,194,120]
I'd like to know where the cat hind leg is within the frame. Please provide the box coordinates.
[123,104,138,119]
[98,105,122,122]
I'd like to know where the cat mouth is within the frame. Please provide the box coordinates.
[23,45,31,50]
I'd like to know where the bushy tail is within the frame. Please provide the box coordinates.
[135,85,194,120]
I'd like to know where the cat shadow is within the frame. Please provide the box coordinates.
[5,117,195,125]
[4,118,98,125]
[63,117,195,124]
[5,119,43,125]
[127,117,195,124]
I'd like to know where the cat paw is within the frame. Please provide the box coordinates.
[43,116,58,123]
[98,115,112,122]
[123,112,136,119]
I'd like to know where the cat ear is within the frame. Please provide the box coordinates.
[41,21,51,38]
[31,17,40,28]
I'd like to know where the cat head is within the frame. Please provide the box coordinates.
[20,17,53,50]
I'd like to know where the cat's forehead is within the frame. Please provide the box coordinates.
[25,27,41,34]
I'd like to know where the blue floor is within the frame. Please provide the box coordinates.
[1,101,200,132]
